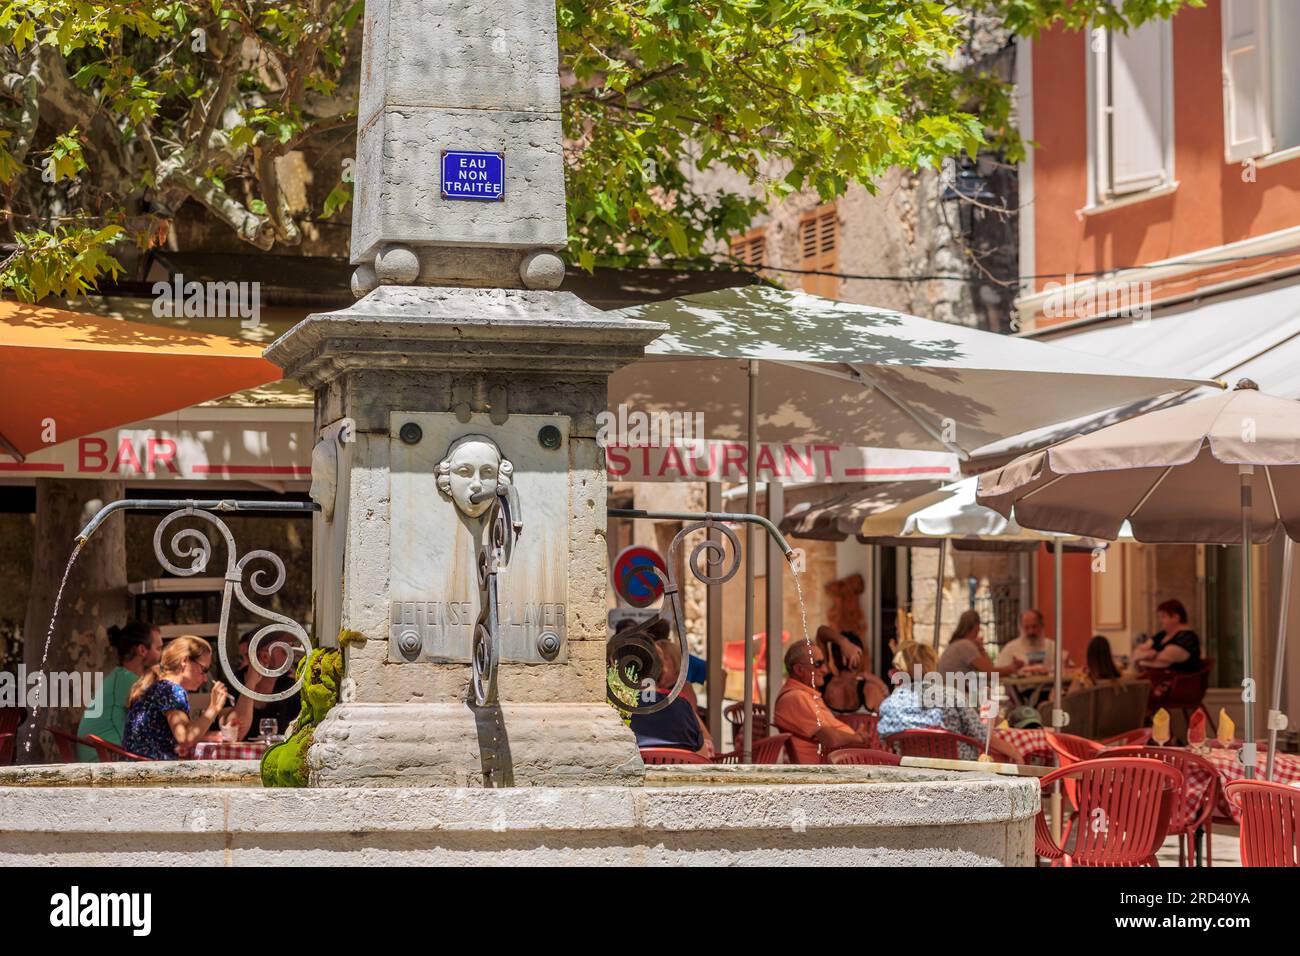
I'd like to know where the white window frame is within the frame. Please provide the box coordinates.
[1222,0,1300,168]
[1083,21,1177,215]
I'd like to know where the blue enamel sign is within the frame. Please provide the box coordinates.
[441,150,505,201]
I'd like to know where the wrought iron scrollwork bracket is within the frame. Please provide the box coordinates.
[605,509,793,716]
[77,498,320,703]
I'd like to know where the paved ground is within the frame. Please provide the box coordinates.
[1154,823,1242,867]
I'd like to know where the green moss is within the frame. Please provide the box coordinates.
[260,642,345,787]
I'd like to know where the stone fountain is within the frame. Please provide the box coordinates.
[0,0,1037,865]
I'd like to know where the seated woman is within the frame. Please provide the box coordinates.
[815,625,889,714]
[122,636,229,760]
[628,638,712,758]
[1132,599,1202,673]
[1075,635,1128,688]
[878,641,1012,761]
[226,629,301,741]
[936,610,1023,679]
[76,620,162,761]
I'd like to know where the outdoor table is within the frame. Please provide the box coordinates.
[992,727,1053,764]
[1177,743,1300,823]
[1000,671,1078,709]
[192,740,270,761]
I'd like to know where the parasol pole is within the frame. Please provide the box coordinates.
[0,430,25,463]
[1241,465,1257,779]
[1053,538,1064,723]
[743,360,758,764]
[1267,535,1294,781]
[1050,537,1065,844]
[932,537,947,649]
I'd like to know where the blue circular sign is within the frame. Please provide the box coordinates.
[613,546,667,608]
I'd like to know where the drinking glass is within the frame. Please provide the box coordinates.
[259,718,278,743]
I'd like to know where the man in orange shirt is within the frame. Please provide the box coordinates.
[773,641,874,763]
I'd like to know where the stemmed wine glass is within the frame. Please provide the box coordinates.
[258,718,278,744]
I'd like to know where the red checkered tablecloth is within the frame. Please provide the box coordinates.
[191,740,269,761]
[1181,745,1300,822]
[993,728,1053,763]
[991,731,1300,821]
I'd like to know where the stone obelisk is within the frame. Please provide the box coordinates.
[266,0,664,786]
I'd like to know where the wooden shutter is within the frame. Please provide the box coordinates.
[1107,21,1171,195]
[1222,0,1273,162]
[798,204,838,298]
[729,229,766,268]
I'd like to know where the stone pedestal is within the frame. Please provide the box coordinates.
[265,286,664,787]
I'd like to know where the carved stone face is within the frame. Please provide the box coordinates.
[437,435,513,519]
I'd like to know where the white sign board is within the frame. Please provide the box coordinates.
[0,408,312,482]
[606,440,958,484]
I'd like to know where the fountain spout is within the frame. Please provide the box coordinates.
[77,498,320,544]
[607,509,793,557]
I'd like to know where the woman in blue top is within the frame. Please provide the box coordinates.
[122,636,229,760]
[76,620,161,761]
[879,640,1017,761]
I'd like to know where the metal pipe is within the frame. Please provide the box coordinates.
[765,481,784,706]
[744,360,758,764]
[705,483,725,750]
[931,538,947,648]
[1242,466,1256,779]
[1054,538,1064,722]
[1267,536,1294,781]
[606,509,793,557]
[77,498,320,543]
[1050,538,1065,846]
[0,430,25,463]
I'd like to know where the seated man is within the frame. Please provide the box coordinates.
[629,638,712,757]
[995,609,1055,672]
[773,641,874,763]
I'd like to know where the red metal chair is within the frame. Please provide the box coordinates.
[713,732,793,765]
[639,747,712,765]
[1034,757,1183,866]
[1102,745,1219,867]
[1225,779,1300,867]
[1103,728,1152,747]
[1143,659,1214,730]
[838,712,882,749]
[884,729,983,760]
[83,734,150,762]
[723,701,769,749]
[723,634,779,702]
[828,747,901,766]
[0,705,25,735]
[0,706,25,763]
[1046,732,1104,766]
[45,727,89,763]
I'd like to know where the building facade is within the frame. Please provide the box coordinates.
[1015,0,1300,733]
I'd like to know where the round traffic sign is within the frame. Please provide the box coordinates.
[612,546,668,608]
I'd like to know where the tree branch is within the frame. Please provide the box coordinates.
[5,56,44,163]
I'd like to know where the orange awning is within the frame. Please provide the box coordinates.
[0,301,283,459]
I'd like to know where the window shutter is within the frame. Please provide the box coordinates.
[1222,0,1272,162]
[729,230,765,268]
[799,205,838,298]
[1108,22,1171,195]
